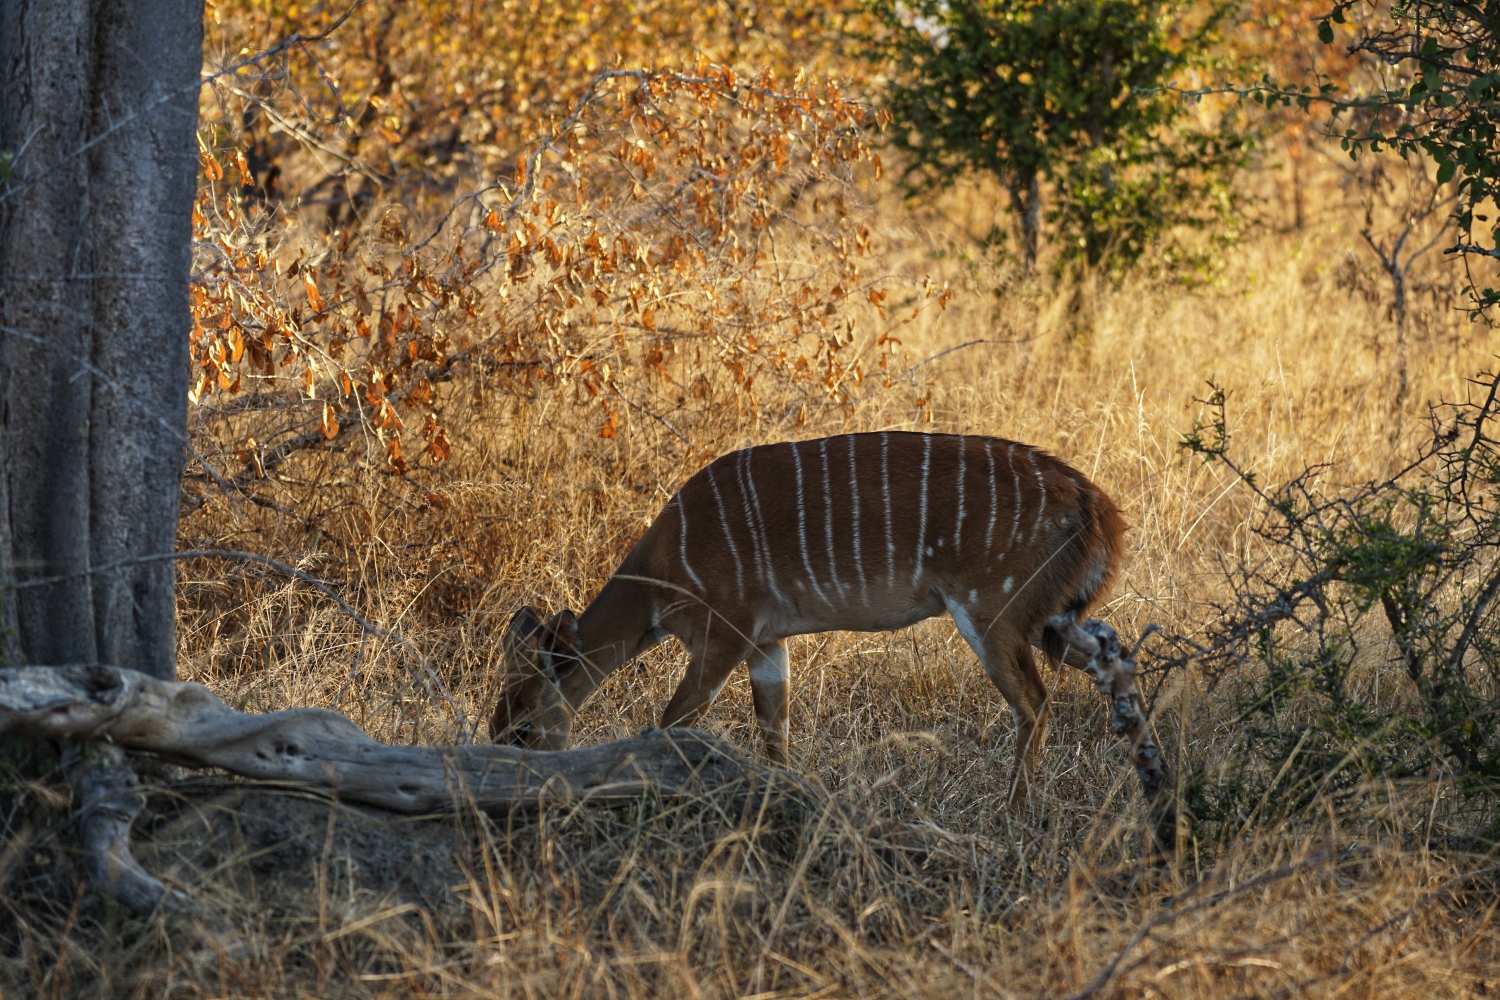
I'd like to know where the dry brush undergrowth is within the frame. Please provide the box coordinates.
[5,2,1500,997]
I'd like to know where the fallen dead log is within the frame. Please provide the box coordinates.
[2,664,821,915]
[0,665,794,813]
[1,642,1170,918]
[67,741,194,915]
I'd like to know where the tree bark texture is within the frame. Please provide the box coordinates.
[0,0,204,679]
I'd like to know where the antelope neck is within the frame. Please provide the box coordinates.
[563,575,658,707]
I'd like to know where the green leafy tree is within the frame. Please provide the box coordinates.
[872,0,1246,274]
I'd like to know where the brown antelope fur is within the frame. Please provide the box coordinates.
[491,432,1126,798]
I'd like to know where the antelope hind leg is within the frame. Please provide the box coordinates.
[980,637,1050,809]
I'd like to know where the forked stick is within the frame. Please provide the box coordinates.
[68,743,194,915]
[1048,615,1176,854]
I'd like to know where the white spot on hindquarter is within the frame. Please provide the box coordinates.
[677,495,706,591]
[925,546,934,557]
[912,434,932,585]
[791,442,832,605]
[819,439,845,598]
[749,643,789,686]
[969,589,978,603]
[706,464,744,598]
[1003,576,1014,593]
[1078,551,1108,603]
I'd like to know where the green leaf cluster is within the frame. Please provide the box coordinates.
[870,0,1248,274]
[1303,0,1500,314]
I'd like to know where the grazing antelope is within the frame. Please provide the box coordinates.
[491,432,1126,797]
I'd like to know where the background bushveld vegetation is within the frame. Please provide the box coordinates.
[3,0,1500,997]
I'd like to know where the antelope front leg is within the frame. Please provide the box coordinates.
[748,640,791,767]
[1048,615,1175,853]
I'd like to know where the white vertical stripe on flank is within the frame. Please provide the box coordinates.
[791,442,832,605]
[741,447,788,604]
[954,434,967,552]
[848,434,868,603]
[1029,450,1047,543]
[1005,443,1022,555]
[735,450,766,584]
[677,495,706,591]
[819,438,845,598]
[705,463,744,599]
[984,439,998,554]
[912,434,932,586]
[882,432,895,587]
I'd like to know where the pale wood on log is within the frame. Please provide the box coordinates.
[0,665,806,816]
[1046,616,1177,855]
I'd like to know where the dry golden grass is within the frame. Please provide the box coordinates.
[6,123,1500,998]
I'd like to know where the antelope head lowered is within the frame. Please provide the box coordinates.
[489,431,1127,801]
[488,606,583,751]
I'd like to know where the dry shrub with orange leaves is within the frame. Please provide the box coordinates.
[188,52,912,478]
[1,2,1498,999]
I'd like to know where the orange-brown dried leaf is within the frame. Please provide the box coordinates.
[304,272,326,314]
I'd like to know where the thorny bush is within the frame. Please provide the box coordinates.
[1172,373,1500,835]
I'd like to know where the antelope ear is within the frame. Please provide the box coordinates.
[540,609,581,676]
[503,606,545,662]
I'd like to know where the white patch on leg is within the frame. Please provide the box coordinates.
[942,593,985,660]
[1077,552,1108,605]
[1010,705,1022,733]
[1003,576,1014,594]
[749,643,789,686]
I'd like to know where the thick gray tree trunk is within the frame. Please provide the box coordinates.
[0,0,203,680]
